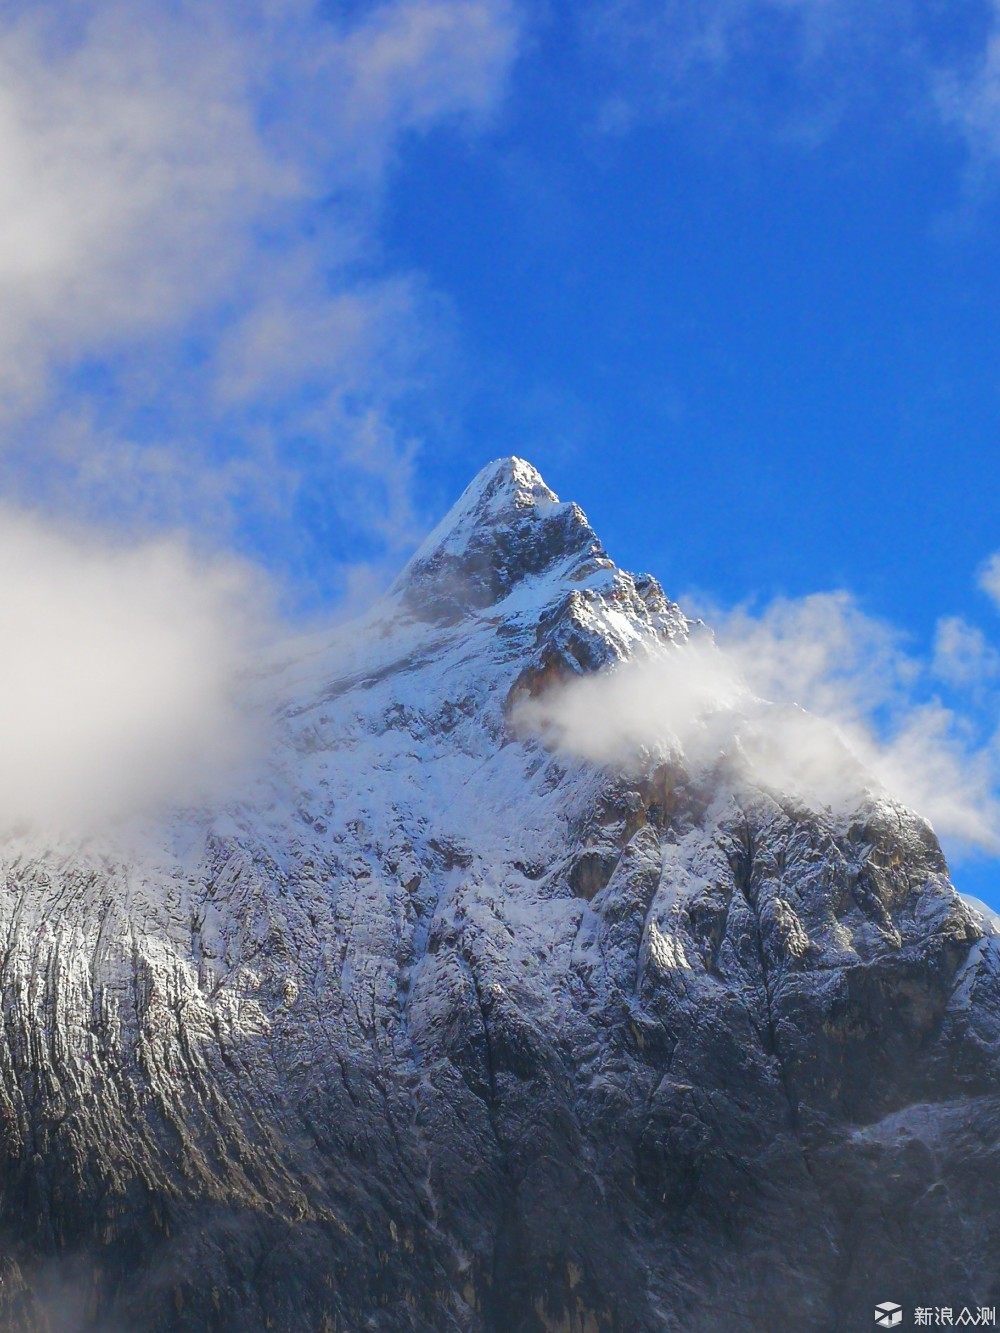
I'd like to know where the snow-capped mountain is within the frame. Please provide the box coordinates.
[1,457,998,1331]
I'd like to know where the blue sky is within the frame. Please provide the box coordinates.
[1,0,1000,900]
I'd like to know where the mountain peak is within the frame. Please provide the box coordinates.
[392,456,610,622]
[409,456,561,556]
[459,455,557,512]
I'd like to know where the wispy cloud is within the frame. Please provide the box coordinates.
[0,0,520,579]
[979,551,1000,609]
[936,6,1000,169]
[933,614,1000,687]
[582,0,993,154]
[515,590,1000,858]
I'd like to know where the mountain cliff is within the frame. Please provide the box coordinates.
[0,457,998,1331]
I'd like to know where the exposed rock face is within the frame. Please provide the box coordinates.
[0,457,997,1331]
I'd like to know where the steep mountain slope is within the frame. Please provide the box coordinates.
[0,457,998,1331]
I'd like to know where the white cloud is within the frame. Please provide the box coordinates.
[704,591,917,718]
[0,510,270,835]
[979,552,1000,609]
[0,2,287,403]
[933,615,1000,686]
[0,0,520,559]
[515,591,1000,857]
[340,0,519,136]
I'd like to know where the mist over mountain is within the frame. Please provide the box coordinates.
[1,458,998,1331]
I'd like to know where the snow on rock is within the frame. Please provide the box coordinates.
[0,457,996,1332]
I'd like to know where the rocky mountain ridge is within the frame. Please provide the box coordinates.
[0,456,997,1331]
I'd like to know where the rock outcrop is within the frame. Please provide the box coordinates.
[0,457,997,1331]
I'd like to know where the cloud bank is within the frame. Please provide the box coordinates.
[515,591,1000,857]
[0,511,269,836]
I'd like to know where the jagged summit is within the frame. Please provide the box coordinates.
[406,457,561,557]
[391,456,611,623]
[424,456,559,534]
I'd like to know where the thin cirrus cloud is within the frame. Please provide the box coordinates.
[937,11,1000,164]
[514,590,1000,859]
[979,552,1000,609]
[582,0,1000,152]
[0,0,520,567]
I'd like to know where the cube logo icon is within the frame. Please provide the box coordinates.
[875,1304,903,1328]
